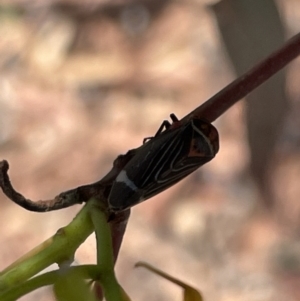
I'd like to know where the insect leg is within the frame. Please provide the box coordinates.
[170,113,179,123]
[143,120,171,144]
[143,114,179,144]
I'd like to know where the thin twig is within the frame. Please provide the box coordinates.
[0,160,83,212]
[0,148,137,212]
[182,32,300,123]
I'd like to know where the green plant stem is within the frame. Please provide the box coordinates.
[0,202,94,292]
[0,265,101,301]
[0,199,125,301]
[90,202,124,301]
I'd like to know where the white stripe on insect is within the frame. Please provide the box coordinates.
[116,170,138,191]
[191,121,214,154]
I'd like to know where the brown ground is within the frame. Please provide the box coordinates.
[0,1,300,300]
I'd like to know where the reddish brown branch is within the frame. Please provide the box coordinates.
[0,160,83,212]
[0,149,138,212]
[182,32,300,123]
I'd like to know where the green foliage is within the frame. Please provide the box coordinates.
[0,199,203,301]
[54,269,97,301]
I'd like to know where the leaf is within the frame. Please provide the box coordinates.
[183,287,203,301]
[135,261,203,301]
[54,269,97,301]
[120,285,132,301]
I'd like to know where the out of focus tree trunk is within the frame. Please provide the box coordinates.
[212,0,288,208]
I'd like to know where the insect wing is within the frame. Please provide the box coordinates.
[108,119,219,212]
[108,126,183,211]
[142,119,218,201]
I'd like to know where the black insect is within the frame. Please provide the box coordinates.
[108,114,219,212]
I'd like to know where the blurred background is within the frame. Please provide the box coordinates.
[0,0,300,300]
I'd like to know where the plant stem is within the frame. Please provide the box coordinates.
[182,32,300,123]
[0,265,100,301]
[90,202,124,301]
[0,202,94,292]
